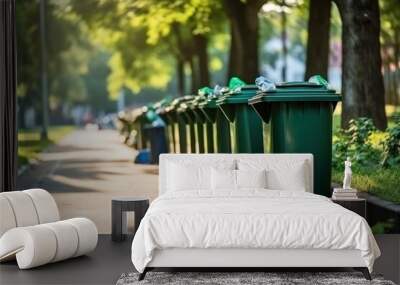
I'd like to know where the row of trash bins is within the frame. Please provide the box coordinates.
[117,75,341,197]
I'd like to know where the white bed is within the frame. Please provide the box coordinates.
[131,154,380,280]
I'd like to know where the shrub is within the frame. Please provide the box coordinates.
[332,116,400,204]
[332,130,350,169]
[332,117,380,170]
[381,118,400,168]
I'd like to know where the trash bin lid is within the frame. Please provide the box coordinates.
[177,102,197,122]
[199,96,218,109]
[164,98,183,121]
[196,85,227,109]
[131,107,149,123]
[177,99,195,116]
[177,99,192,112]
[249,81,341,104]
[196,86,229,122]
[186,100,200,119]
[190,95,207,109]
[129,109,143,123]
[155,97,172,114]
[167,96,194,112]
[216,85,259,105]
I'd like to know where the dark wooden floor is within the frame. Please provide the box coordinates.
[0,235,133,285]
[1,235,399,285]
[374,234,400,284]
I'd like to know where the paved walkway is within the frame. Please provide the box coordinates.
[17,129,159,234]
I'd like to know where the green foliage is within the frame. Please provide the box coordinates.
[83,51,114,114]
[380,0,400,66]
[332,118,380,169]
[16,0,105,123]
[381,117,400,167]
[106,28,174,97]
[132,0,221,45]
[18,126,76,166]
[70,0,176,96]
[15,1,40,100]
[17,0,400,118]
[347,117,376,145]
[332,116,400,204]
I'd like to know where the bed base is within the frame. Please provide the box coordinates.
[138,248,372,281]
[138,267,371,281]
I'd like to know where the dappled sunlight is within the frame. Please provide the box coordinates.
[16,129,159,234]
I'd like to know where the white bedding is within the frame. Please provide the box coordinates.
[131,190,380,273]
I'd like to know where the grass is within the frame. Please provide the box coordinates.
[331,105,400,203]
[18,125,76,167]
[332,167,400,204]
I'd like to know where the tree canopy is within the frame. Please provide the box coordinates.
[16,0,400,128]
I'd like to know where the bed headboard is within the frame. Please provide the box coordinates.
[159,154,313,195]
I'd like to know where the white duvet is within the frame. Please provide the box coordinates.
[131,190,380,273]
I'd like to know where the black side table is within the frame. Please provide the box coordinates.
[332,198,367,219]
[112,197,149,242]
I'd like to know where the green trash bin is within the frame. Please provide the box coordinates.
[199,87,232,153]
[190,94,211,153]
[142,109,168,164]
[156,99,175,153]
[158,107,175,152]
[165,96,193,153]
[217,78,264,153]
[178,100,197,153]
[181,100,197,153]
[132,107,149,150]
[249,76,341,197]
[197,87,215,153]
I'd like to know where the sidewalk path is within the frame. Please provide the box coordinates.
[17,129,159,234]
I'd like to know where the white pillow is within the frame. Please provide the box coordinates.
[265,163,306,191]
[211,169,267,191]
[167,162,211,191]
[237,158,308,192]
[236,169,267,189]
[211,168,236,190]
[167,159,236,192]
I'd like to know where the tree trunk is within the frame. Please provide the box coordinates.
[394,29,400,106]
[194,34,210,87]
[176,58,185,97]
[305,0,331,80]
[281,1,288,82]
[335,0,387,130]
[173,24,194,96]
[224,0,263,84]
[383,61,391,104]
[227,24,240,83]
[39,0,49,140]
[189,56,199,94]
